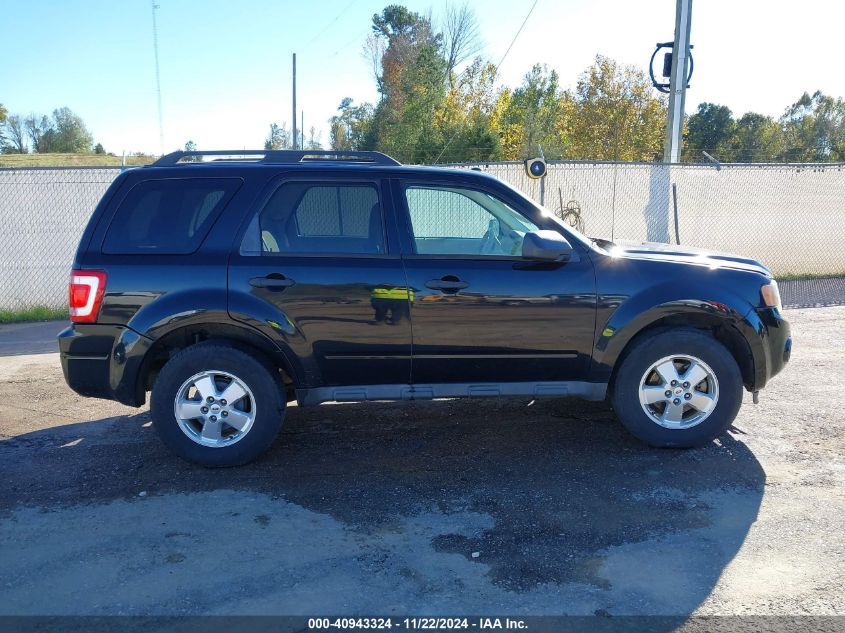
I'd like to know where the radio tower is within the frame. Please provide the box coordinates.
[151,1,164,155]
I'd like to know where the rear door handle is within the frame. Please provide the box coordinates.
[249,274,295,289]
[425,277,469,291]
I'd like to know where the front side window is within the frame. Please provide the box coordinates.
[103,178,241,255]
[242,182,385,255]
[404,185,538,257]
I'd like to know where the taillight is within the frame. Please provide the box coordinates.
[69,270,107,323]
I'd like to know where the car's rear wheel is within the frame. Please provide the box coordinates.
[150,342,285,466]
[611,328,743,448]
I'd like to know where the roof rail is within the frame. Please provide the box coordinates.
[152,149,401,167]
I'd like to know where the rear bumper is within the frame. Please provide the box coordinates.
[745,307,791,391]
[58,323,152,407]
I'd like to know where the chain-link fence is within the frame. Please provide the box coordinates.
[453,160,845,277]
[0,168,120,311]
[1,162,844,312]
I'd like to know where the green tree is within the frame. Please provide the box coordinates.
[329,98,374,150]
[780,91,845,161]
[568,56,666,161]
[264,123,291,150]
[22,108,93,153]
[435,58,501,162]
[684,102,736,161]
[51,107,93,152]
[495,64,570,160]
[182,140,201,161]
[94,142,106,154]
[730,112,784,162]
[364,5,447,162]
[0,103,6,147]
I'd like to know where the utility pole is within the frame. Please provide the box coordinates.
[301,110,304,150]
[663,0,692,163]
[151,0,164,155]
[292,53,297,150]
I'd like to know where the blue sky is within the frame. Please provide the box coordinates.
[2,0,844,155]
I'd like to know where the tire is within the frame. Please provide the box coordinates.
[150,342,285,466]
[611,328,742,448]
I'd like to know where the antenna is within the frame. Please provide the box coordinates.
[151,0,164,155]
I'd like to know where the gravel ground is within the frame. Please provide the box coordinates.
[0,307,843,617]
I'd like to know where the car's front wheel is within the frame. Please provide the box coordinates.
[150,342,285,466]
[611,328,743,448]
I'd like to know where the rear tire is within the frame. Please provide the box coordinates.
[150,342,285,466]
[611,328,742,448]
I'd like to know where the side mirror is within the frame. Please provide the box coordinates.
[522,230,573,262]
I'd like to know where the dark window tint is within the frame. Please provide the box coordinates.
[243,182,384,255]
[103,178,241,254]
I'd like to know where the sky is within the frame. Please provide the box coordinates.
[2,0,844,156]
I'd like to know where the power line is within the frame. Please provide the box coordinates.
[303,0,358,49]
[433,0,540,164]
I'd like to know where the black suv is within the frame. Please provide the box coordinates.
[59,150,791,466]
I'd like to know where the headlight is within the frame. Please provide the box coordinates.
[761,280,782,312]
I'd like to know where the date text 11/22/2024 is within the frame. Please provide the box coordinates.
[308,617,528,630]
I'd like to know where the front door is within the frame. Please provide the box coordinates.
[394,179,596,385]
[228,175,411,387]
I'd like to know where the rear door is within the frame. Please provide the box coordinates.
[394,177,596,386]
[228,172,412,388]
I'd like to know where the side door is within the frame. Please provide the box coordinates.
[228,173,412,389]
[394,178,596,387]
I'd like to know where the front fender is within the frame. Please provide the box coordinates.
[591,279,759,381]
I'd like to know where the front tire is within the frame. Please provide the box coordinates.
[611,328,743,448]
[150,342,285,466]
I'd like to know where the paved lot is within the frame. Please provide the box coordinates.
[0,307,844,617]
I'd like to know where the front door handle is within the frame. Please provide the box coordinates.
[425,276,469,292]
[249,274,295,289]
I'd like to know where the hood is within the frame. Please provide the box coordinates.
[602,240,772,276]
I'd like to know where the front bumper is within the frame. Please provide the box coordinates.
[746,307,791,390]
[58,323,152,407]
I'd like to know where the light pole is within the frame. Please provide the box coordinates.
[663,0,693,163]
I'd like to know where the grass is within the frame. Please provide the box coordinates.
[0,306,69,324]
[0,153,154,168]
[775,272,845,282]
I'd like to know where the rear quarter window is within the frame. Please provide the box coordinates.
[102,177,241,255]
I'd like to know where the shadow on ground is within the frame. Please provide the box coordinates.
[0,398,764,617]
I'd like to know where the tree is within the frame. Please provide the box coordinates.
[305,127,322,150]
[730,112,784,162]
[182,139,201,161]
[25,114,53,153]
[435,58,501,162]
[2,112,28,153]
[94,142,106,154]
[495,64,570,160]
[567,56,666,161]
[21,108,93,153]
[684,103,735,161]
[780,91,845,162]
[364,5,447,162]
[50,107,93,153]
[0,103,6,150]
[329,98,374,150]
[441,2,482,86]
[264,123,291,150]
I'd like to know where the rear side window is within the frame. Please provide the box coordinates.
[102,178,241,254]
[241,182,385,255]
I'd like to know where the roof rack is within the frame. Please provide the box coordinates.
[152,149,401,167]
